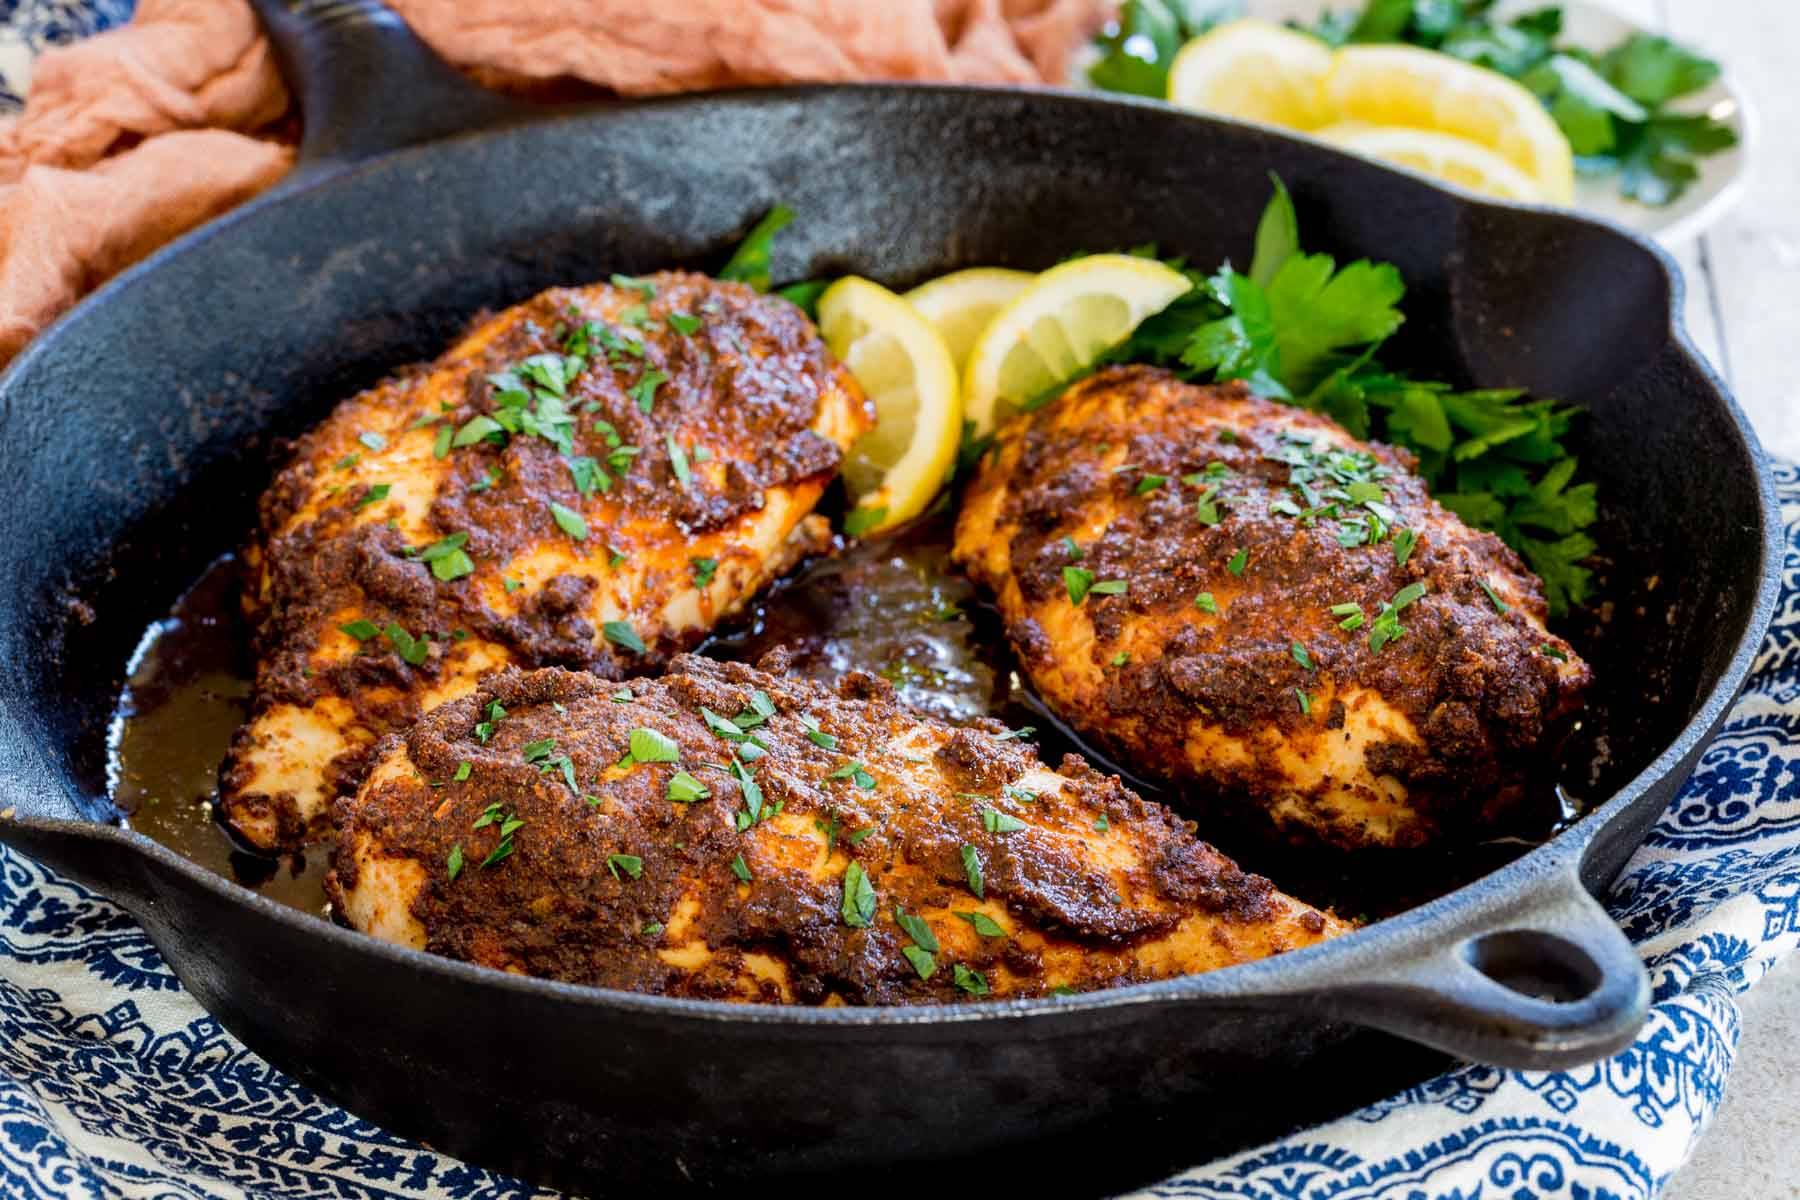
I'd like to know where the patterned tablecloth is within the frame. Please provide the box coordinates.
[2,6,1798,1198]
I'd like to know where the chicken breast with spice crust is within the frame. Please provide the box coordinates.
[953,366,1591,851]
[220,273,871,852]
[326,656,1347,1002]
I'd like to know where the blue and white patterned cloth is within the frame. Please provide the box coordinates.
[2,4,1798,1196]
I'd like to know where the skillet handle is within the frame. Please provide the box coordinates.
[245,0,528,173]
[1299,859,1650,1070]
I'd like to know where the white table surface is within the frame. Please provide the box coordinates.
[1608,2,1800,1196]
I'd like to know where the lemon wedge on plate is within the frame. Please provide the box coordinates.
[1316,122,1547,201]
[962,254,1192,437]
[903,267,1033,372]
[1325,45,1575,203]
[1166,18,1336,130]
[817,277,961,536]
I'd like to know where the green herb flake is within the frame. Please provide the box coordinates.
[1110,651,1131,667]
[382,623,430,666]
[1195,592,1219,614]
[830,762,877,790]
[1133,473,1168,496]
[1226,547,1249,576]
[339,619,380,641]
[432,423,454,459]
[840,861,876,928]
[901,945,937,980]
[960,844,984,898]
[718,204,795,292]
[1296,688,1312,715]
[667,771,710,803]
[982,807,1027,834]
[953,963,990,997]
[668,311,704,336]
[629,368,669,414]
[358,431,387,452]
[730,854,753,883]
[607,853,644,881]
[452,761,471,783]
[955,911,1006,938]
[354,482,392,511]
[894,908,940,954]
[1093,814,1111,832]
[1542,643,1571,662]
[1291,641,1315,670]
[691,557,719,589]
[1063,565,1095,605]
[604,621,646,654]
[627,727,680,764]
[548,500,588,541]
[1061,535,1084,559]
[446,842,464,880]
[1089,579,1128,597]
[1393,527,1418,566]
[1479,578,1511,613]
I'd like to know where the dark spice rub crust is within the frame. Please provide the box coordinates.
[327,656,1346,1003]
[220,272,872,853]
[953,366,1591,851]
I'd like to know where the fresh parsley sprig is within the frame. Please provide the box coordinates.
[1099,177,1597,614]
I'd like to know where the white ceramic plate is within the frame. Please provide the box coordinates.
[1076,0,1754,247]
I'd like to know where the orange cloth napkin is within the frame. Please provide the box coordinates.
[0,0,1105,364]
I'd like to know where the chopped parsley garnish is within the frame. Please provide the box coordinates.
[718,204,795,292]
[667,771,709,802]
[668,311,704,336]
[1063,566,1094,604]
[847,827,874,846]
[503,577,523,593]
[953,964,990,997]
[1393,527,1418,567]
[1290,641,1315,670]
[830,762,877,790]
[470,464,502,493]
[1369,582,1428,654]
[995,726,1036,742]
[642,921,665,937]
[333,453,359,471]
[618,303,650,328]
[354,482,391,511]
[1193,484,1224,525]
[1090,580,1128,597]
[611,273,656,298]
[982,808,1026,834]
[1542,643,1570,662]
[667,435,691,486]
[611,688,634,704]
[606,853,643,881]
[1133,473,1167,496]
[627,727,680,764]
[1226,547,1249,576]
[603,621,646,654]
[1110,651,1130,667]
[445,842,465,880]
[1087,177,1597,615]
[955,911,1006,938]
[568,456,609,498]
[605,443,641,475]
[730,854,753,882]
[1479,578,1510,613]
[729,758,765,827]
[1094,814,1111,832]
[1061,535,1084,559]
[844,505,887,538]
[1195,592,1219,614]
[960,844,984,898]
[629,368,668,414]
[548,501,588,541]
[432,424,453,459]
[691,557,718,589]
[901,946,936,980]
[382,623,429,666]
[1331,601,1366,631]
[1296,688,1312,715]
[895,907,939,952]
[415,532,475,582]
[474,699,505,743]
[452,761,471,783]
[452,415,504,448]
[339,619,379,641]
[840,862,876,928]
[798,713,837,750]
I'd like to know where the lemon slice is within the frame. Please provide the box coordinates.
[1166,18,1335,130]
[1316,123,1546,202]
[903,268,1034,372]
[1325,45,1574,203]
[962,254,1191,437]
[817,277,961,535]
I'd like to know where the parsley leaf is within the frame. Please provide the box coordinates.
[718,205,795,292]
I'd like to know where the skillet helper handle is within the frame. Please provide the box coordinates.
[1304,861,1650,1070]
[245,0,527,173]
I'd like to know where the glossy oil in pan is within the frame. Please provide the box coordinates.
[0,0,1780,1192]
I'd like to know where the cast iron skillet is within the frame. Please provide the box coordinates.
[0,0,1781,1192]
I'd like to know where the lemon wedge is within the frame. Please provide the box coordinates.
[817,277,961,536]
[962,254,1191,437]
[1166,18,1336,130]
[903,268,1034,372]
[1316,123,1546,201]
[1324,45,1575,203]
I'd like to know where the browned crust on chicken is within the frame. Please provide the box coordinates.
[952,366,1591,850]
[220,272,871,851]
[326,656,1347,1003]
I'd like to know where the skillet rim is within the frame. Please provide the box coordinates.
[0,81,1783,1027]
